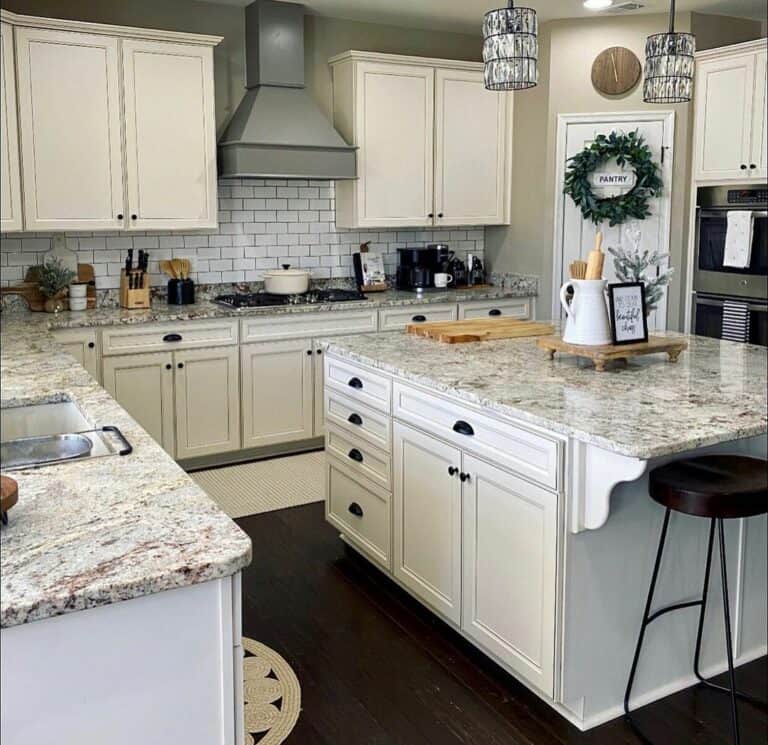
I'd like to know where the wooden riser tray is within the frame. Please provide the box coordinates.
[406,318,555,344]
[537,336,688,372]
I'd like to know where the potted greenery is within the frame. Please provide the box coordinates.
[37,258,77,313]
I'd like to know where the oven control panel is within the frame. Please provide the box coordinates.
[727,188,768,204]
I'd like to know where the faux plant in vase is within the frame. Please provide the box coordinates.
[607,222,673,315]
[37,258,77,313]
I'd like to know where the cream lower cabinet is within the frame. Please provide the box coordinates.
[393,421,462,624]
[103,352,176,455]
[52,328,101,383]
[241,339,314,448]
[461,454,557,696]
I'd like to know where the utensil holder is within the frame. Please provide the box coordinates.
[167,278,195,305]
[120,270,150,309]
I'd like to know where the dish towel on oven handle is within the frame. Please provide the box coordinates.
[721,299,751,343]
[723,210,754,268]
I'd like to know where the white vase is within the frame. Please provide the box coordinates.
[559,279,612,346]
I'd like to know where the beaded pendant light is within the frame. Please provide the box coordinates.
[643,0,696,103]
[483,2,538,91]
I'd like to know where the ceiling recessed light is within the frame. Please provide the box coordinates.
[584,0,614,9]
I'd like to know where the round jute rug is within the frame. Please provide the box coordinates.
[242,637,301,745]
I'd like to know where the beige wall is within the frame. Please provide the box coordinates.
[691,11,765,50]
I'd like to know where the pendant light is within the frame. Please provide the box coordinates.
[483,2,538,91]
[643,0,695,103]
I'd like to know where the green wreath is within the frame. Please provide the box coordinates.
[563,130,663,227]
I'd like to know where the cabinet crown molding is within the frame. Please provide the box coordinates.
[329,49,483,72]
[0,9,222,47]
[694,37,767,61]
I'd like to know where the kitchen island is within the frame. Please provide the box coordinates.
[321,330,767,730]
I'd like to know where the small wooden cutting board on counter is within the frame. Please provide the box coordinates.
[406,318,555,344]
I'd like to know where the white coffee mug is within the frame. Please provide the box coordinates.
[69,297,87,312]
[434,273,453,288]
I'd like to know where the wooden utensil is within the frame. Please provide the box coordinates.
[585,231,605,280]
[171,259,185,280]
[159,260,174,278]
[181,259,191,279]
[1,475,18,525]
[569,260,588,280]
[407,318,555,344]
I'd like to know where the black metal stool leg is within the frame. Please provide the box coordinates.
[624,507,672,716]
[693,518,716,681]
[718,519,741,745]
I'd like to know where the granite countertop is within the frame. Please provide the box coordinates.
[323,331,768,460]
[0,316,252,629]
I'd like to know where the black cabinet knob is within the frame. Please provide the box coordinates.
[348,448,364,463]
[437,212,444,218]
[165,363,172,370]
[452,420,475,436]
[347,413,363,426]
[488,309,502,316]
[741,164,748,170]
[316,349,323,355]
[163,333,182,343]
[177,362,184,369]
[117,213,124,220]
[348,502,364,517]
[448,466,459,476]
[348,377,363,389]
[428,213,434,218]
[88,341,95,348]
[749,164,757,169]
[459,472,470,483]
[412,314,427,322]
[131,214,137,220]
[307,349,313,356]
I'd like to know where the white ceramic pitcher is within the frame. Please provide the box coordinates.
[559,279,612,346]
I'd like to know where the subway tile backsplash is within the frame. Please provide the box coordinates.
[0,179,485,288]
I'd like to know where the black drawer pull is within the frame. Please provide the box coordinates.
[177,362,184,369]
[488,309,502,316]
[412,314,427,322]
[448,466,459,476]
[460,472,471,483]
[348,413,363,426]
[348,502,364,517]
[163,333,182,343]
[740,164,748,170]
[88,341,96,348]
[453,420,475,436]
[348,377,363,389]
[165,363,172,370]
[348,448,364,463]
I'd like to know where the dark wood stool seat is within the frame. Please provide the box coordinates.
[649,455,768,519]
[626,454,768,745]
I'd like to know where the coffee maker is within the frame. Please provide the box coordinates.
[396,247,439,290]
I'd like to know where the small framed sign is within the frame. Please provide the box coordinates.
[608,282,648,345]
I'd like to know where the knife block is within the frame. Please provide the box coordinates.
[120,270,151,309]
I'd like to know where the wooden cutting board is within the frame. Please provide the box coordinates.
[406,318,555,344]
[1,475,18,524]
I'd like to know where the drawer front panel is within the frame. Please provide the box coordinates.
[325,391,391,452]
[102,320,238,355]
[241,309,377,343]
[458,298,531,320]
[378,303,457,331]
[325,356,392,413]
[393,382,559,490]
[326,455,391,569]
[326,424,391,490]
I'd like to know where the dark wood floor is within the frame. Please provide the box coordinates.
[238,503,767,745]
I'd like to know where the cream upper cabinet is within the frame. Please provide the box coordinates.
[694,41,768,182]
[434,68,510,226]
[14,27,125,231]
[122,40,217,230]
[1,22,22,232]
[331,51,512,229]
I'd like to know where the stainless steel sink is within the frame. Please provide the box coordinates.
[1,401,91,441]
[2,433,94,470]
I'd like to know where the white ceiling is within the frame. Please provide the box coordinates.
[201,0,767,34]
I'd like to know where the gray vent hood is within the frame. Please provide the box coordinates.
[218,0,356,180]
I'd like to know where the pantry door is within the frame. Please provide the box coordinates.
[553,112,674,331]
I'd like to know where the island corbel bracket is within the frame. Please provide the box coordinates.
[568,439,648,533]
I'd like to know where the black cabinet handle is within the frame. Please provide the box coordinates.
[460,472,470,483]
[316,349,323,355]
[163,333,182,343]
[488,309,502,317]
[347,413,363,426]
[177,362,184,369]
[117,213,124,220]
[437,212,444,218]
[131,214,137,220]
[348,377,363,389]
[348,448,364,463]
[88,341,95,348]
[428,212,434,218]
[412,314,427,322]
[348,502,364,517]
[306,349,313,356]
[101,425,133,456]
[448,466,459,476]
[749,164,757,169]
[165,363,172,370]
[453,420,475,436]
[741,164,748,170]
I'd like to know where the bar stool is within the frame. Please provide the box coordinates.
[624,454,768,744]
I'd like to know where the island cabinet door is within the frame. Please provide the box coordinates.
[393,421,462,625]
[461,454,557,696]
[241,339,314,448]
[174,346,240,459]
[103,352,175,455]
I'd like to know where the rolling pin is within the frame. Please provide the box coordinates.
[585,231,605,280]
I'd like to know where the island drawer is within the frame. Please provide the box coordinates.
[378,303,457,331]
[102,320,238,356]
[326,424,391,490]
[241,309,377,343]
[325,391,391,452]
[458,298,531,320]
[393,382,560,490]
[326,455,391,570]
[325,356,391,413]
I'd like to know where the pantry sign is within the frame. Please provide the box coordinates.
[590,169,637,197]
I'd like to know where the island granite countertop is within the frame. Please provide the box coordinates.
[0,315,252,629]
[322,330,767,460]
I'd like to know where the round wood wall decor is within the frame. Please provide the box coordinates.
[591,47,641,96]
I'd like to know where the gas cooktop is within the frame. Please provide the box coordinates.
[213,289,368,309]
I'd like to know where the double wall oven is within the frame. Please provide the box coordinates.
[692,185,768,346]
